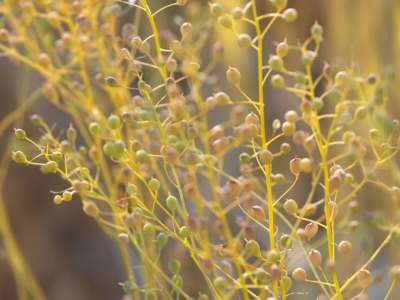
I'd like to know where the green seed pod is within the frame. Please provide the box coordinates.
[15,129,26,139]
[210,3,225,16]
[166,195,178,212]
[231,7,244,19]
[259,150,273,165]
[103,142,115,157]
[213,277,228,290]
[238,33,252,48]
[83,200,99,218]
[149,178,160,192]
[122,112,135,123]
[272,0,287,10]
[52,151,63,161]
[179,226,191,238]
[143,223,155,237]
[312,97,324,111]
[266,249,280,264]
[355,106,367,120]
[283,276,292,291]
[283,8,297,22]
[214,92,230,106]
[89,122,100,136]
[60,140,72,154]
[218,15,233,29]
[107,115,121,130]
[146,293,157,300]
[126,184,138,196]
[45,161,58,173]
[114,140,126,157]
[280,143,291,153]
[239,153,251,163]
[245,240,261,257]
[335,71,349,86]
[276,42,289,58]
[172,275,183,289]
[311,23,323,40]
[54,195,62,205]
[227,67,241,87]
[271,74,285,89]
[284,199,298,215]
[274,174,286,185]
[131,140,143,152]
[280,234,293,249]
[135,149,148,163]
[63,191,72,202]
[156,232,168,250]
[30,114,44,126]
[268,55,284,71]
[139,110,151,121]
[198,294,209,300]
[169,40,181,52]
[66,126,77,143]
[391,229,400,245]
[78,146,87,157]
[169,259,181,275]
[122,281,138,293]
[79,167,90,179]
[323,64,333,81]
[301,52,314,66]
[293,72,306,85]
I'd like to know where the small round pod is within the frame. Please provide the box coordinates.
[220,260,233,275]
[227,67,241,87]
[83,200,99,218]
[271,74,285,89]
[284,199,298,215]
[309,249,322,268]
[238,33,252,48]
[357,269,372,286]
[179,226,191,238]
[338,240,352,254]
[259,150,273,165]
[54,195,63,205]
[290,157,302,175]
[118,233,130,245]
[283,8,298,22]
[245,240,261,257]
[276,41,289,58]
[292,268,306,282]
[305,222,318,240]
[280,234,293,249]
[282,122,296,136]
[214,92,231,106]
[226,180,241,199]
[251,206,266,221]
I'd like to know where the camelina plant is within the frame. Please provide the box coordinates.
[1,0,400,299]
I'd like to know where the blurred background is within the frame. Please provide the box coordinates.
[0,0,399,299]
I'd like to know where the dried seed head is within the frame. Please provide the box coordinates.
[289,157,302,175]
[338,240,352,254]
[357,269,372,286]
[309,249,322,267]
[227,180,241,199]
[83,200,99,218]
[282,122,296,136]
[284,199,298,215]
[251,206,266,221]
[227,67,241,87]
[305,222,318,240]
[292,268,306,282]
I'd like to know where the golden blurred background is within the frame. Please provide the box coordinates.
[0,0,399,299]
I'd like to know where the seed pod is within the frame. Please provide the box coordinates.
[325,201,338,221]
[305,222,318,240]
[290,157,301,175]
[292,130,306,145]
[283,8,298,22]
[277,42,289,57]
[118,233,130,245]
[215,92,230,106]
[169,259,181,275]
[177,0,187,6]
[284,110,298,123]
[282,122,296,136]
[266,249,280,264]
[149,178,160,192]
[274,174,286,185]
[45,161,58,173]
[271,74,285,88]
[83,201,99,218]
[283,276,292,291]
[259,150,273,165]
[227,67,241,87]
[245,240,261,256]
[143,223,155,237]
[311,23,323,40]
[268,55,284,71]
[243,225,256,241]
[357,269,372,286]
[89,122,100,135]
[251,206,266,221]
[12,151,27,163]
[219,243,233,259]
[210,3,225,16]
[238,33,252,48]
[284,199,298,215]
[388,265,400,281]
[218,15,233,29]
[303,136,316,154]
[179,226,191,238]
[37,53,52,69]
[292,268,306,282]
[180,22,193,39]
[272,0,287,10]
[135,149,148,163]
[122,281,138,293]
[296,228,307,241]
[63,191,72,202]
[338,241,352,254]
[309,249,322,268]
[269,265,281,280]
[335,71,349,86]
[0,29,10,41]
[227,180,241,199]
[54,195,62,205]
[232,7,244,19]
[329,174,343,190]
[355,106,367,121]
[214,277,229,290]
[107,115,121,130]
[166,196,178,212]
[106,76,121,87]
[281,143,291,153]
[156,232,168,250]
[280,234,293,249]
